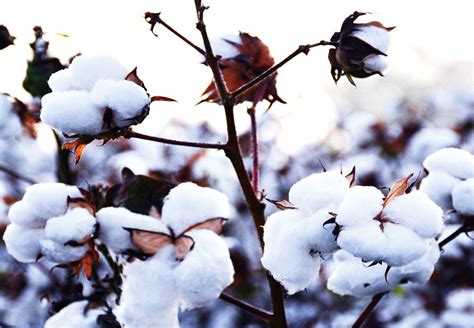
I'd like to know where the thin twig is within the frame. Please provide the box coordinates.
[352,292,388,328]
[439,221,473,249]
[248,107,259,194]
[0,165,37,184]
[126,130,225,150]
[52,129,73,184]
[220,292,272,322]
[144,12,206,56]
[231,41,336,100]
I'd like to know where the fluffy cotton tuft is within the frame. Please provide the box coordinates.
[39,239,88,263]
[423,148,474,179]
[0,94,22,139]
[420,171,460,210]
[161,182,230,236]
[363,55,388,73]
[44,300,105,328]
[45,208,96,244]
[451,178,474,216]
[336,186,384,227]
[3,224,44,262]
[351,25,391,53]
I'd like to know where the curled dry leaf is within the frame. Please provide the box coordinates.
[55,239,100,280]
[383,173,414,207]
[345,166,356,187]
[266,198,297,211]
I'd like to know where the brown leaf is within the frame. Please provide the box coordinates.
[62,139,92,163]
[185,217,228,235]
[127,228,174,256]
[67,196,96,216]
[125,67,146,90]
[383,173,414,207]
[345,166,356,187]
[174,235,195,260]
[150,95,176,102]
[266,198,297,211]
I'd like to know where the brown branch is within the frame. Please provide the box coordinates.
[248,107,259,193]
[230,41,336,101]
[126,130,224,150]
[220,292,272,322]
[352,292,388,328]
[439,220,474,249]
[194,2,287,327]
[144,12,206,56]
[0,165,37,185]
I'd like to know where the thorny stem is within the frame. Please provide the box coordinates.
[144,12,206,56]
[248,106,259,193]
[230,41,336,100]
[194,2,287,327]
[220,292,273,322]
[126,130,224,150]
[0,165,37,185]
[353,219,474,327]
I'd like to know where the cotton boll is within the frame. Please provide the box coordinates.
[336,186,384,227]
[405,128,460,164]
[8,200,45,228]
[288,171,350,215]
[3,224,44,262]
[96,207,168,254]
[91,79,150,126]
[39,239,88,263]
[161,182,230,236]
[327,250,391,298]
[116,248,179,328]
[41,91,104,135]
[44,300,104,328]
[69,55,128,91]
[420,171,460,210]
[175,230,234,310]
[45,208,96,244]
[48,68,76,92]
[383,191,443,238]
[451,178,474,216]
[423,148,474,179]
[352,25,391,53]
[383,223,429,267]
[363,55,388,73]
[337,221,387,262]
[306,208,338,255]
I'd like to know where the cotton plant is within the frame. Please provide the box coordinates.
[420,147,474,216]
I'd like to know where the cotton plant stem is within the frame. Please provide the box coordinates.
[248,107,259,194]
[127,130,224,150]
[144,12,206,56]
[194,2,287,327]
[52,129,73,184]
[220,292,273,322]
[230,41,336,101]
[0,165,37,185]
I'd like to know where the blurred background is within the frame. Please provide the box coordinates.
[0,0,473,327]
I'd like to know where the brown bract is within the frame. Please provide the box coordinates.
[200,32,285,108]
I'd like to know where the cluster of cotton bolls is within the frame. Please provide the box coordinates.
[420,147,474,216]
[3,183,96,264]
[0,93,22,139]
[40,55,150,136]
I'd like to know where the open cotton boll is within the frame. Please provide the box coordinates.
[96,207,168,254]
[175,230,234,310]
[288,171,350,215]
[452,178,474,216]
[388,239,440,286]
[211,34,241,59]
[48,68,76,92]
[44,300,104,328]
[41,91,104,135]
[116,248,179,328]
[3,224,44,262]
[91,79,150,126]
[45,208,96,244]
[327,250,391,298]
[161,182,230,236]
[305,207,339,255]
[352,25,391,53]
[337,221,388,262]
[420,171,460,210]
[423,148,474,179]
[68,55,128,91]
[39,239,88,263]
[336,186,384,227]
[383,191,443,238]
[383,223,429,267]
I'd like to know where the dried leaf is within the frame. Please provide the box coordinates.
[383,173,414,207]
[174,235,195,260]
[125,67,146,90]
[67,196,96,216]
[62,139,92,163]
[126,228,173,256]
[185,217,228,235]
[345,166,356,187]
[150,95,176,102]
[266,198,297,211]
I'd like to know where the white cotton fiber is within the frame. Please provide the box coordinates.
[8,200,45,228]
[352,25,391,53]
[41,91,104,135]
[363,55,388,73]
[452,178,474,216]
[327,250,391,298]
[3,224,44,262]
[45,208,96,244]
[337,221,387,262]
[420,171,460,210]
[96,207,168,254]
[383,223,429,267]
[0,94,22,139]
[161,182,230,236]
[336,186,384,227]
[91,79,149,126]
[306,208,339,254]
[175,229,234,310]
[39,239,88,264]
[263,210,301,248]
[423,148,474,179]
[288,171,350,215]
[44,300,104,328]
[116,248,179,328]
[68,55,128,91]
[405,127,460,164]
[383,191,443,238]
[48,68,76,92]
